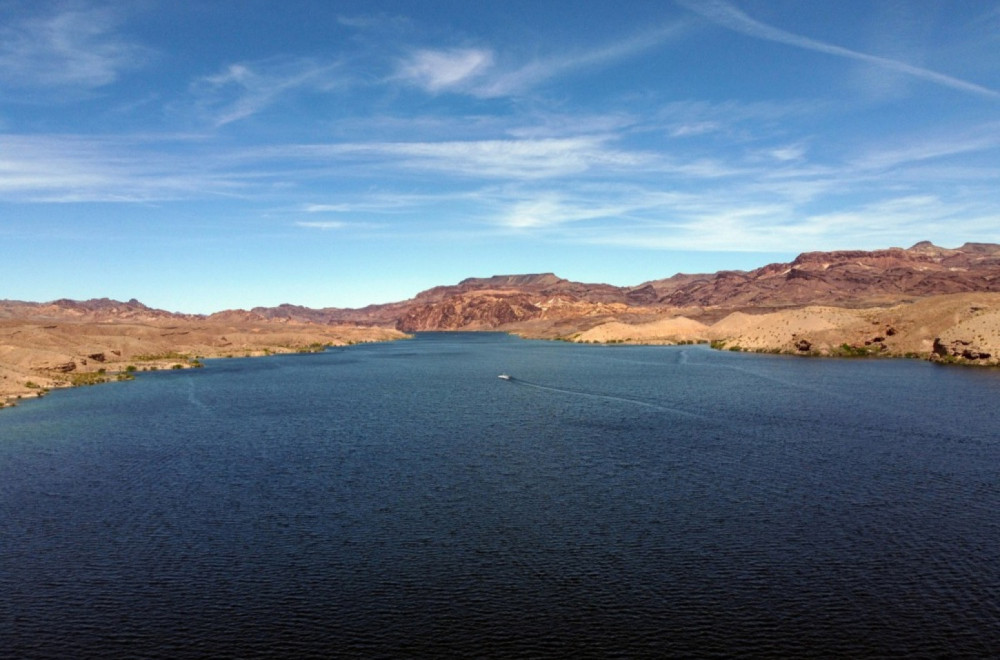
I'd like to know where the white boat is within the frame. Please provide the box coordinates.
[498,373,511,380]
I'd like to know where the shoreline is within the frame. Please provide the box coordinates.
[1,342,407,410]
[5,292,1000,409]
[0,320,408,409]
[526,293,1000,369]
[5,329,997,412]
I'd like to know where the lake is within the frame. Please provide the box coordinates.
[2,332,999,658]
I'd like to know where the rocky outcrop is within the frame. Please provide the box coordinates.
[398,292,543,331]
[206,242,999,332]
[932,338,993,362]
[0,298,193,323]
[366,243,1000,332]
[691,294,1000,363]
[658,242,1000,308]
[0,318,409,404]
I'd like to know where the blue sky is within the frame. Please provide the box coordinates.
[2,1,999,313]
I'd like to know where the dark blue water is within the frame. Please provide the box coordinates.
[2,333,999,658]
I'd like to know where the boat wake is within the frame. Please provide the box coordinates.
[503,376,712,423]
[186,377,209,412]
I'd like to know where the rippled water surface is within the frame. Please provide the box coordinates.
[2,333,999,658]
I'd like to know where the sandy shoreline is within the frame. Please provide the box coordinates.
[0,319,407,408]
[5,292,999,410]
[551,293,1000,367]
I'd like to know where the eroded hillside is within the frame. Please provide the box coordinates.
[5,241,1000,406]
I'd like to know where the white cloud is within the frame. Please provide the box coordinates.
[502,190,696,231]
[852,124,1000,171]
[396,48,494,93]
[500,195,632,229]
[0,3,149,91]
[192,58,343,126]
[300,194,461,214]
[471,22,687,98]
[768,144,807,162]
[295,220,349,229]
[568,188,1000,253]
[505,111,638,139]
[292,136,652,179]
[678,0,1000,99]
[0,134,248,202]
[670,121,720,138]
[395,21,686,99]
[304,204,356,213]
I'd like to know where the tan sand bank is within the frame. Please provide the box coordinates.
[0,319,406,407]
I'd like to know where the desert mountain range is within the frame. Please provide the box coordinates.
[3,241,999,405]
[231,240,1000,329]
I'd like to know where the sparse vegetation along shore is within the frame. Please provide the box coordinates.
[5,242,1000,408]
[0,317,407,407]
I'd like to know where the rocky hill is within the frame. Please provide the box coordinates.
[575,292,1000,364]
[0,298,191,322]
[312,241,1000,331]
[5,241,1000,406]
[0,301,406,406]
[5,242,999,335]
[394,273,638,331]
[656,242,1000,308]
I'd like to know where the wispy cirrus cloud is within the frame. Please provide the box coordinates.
[471,22,688,98]
[501,195,618,229]
[295,220,350,230]
[192,57,343,126]
[572,190,999,253]
[301,192,475,214]
[670,121,720,138]
[294,218,388,232]
[851,122,1000,171]
[395,20,687,98]
[396,48,494,93]
[304,203,362,213]
[0,3,150,92]
[0,130,655,204]
[0,134,249,202]
[753,143,808,163]
[654,99,828,146]
[802,195,977,239]
[677,0,1000,99]
[289,136,652,179]
[498,190,685,230]
[477,182,804,250]
[475,115,1000,251]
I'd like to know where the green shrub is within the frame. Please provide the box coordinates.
[134,351,189,361]
[834,343,871,357]
[69,373,108,386]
